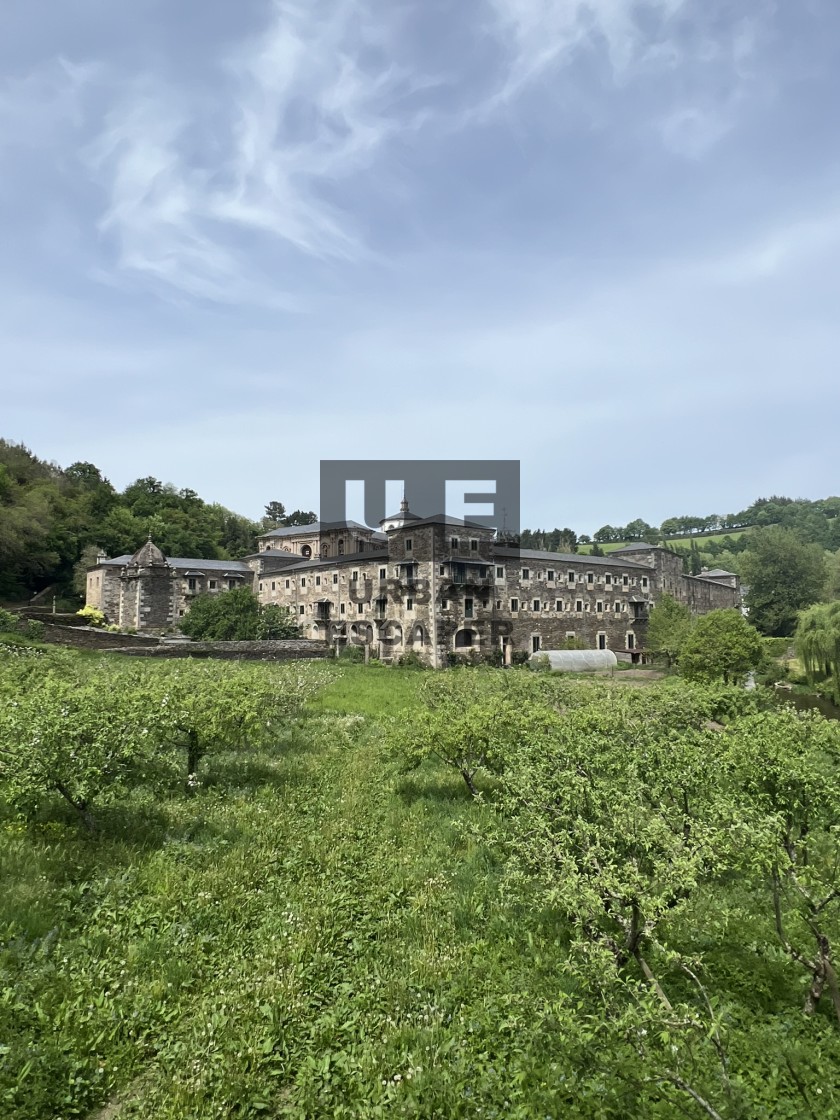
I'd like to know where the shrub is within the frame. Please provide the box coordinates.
[763,636,793,658]
[397,650,426,669]
[0,607,18,632]
[20,619,45,641]
[76,605,106,627]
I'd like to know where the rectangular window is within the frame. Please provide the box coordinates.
[568,570,575,583]
[258,582,263,592]
[623,575,629,587]
[482,599,489,609]
[555,600,563,611]
[642,576,649,589]
[271,582,275,591]
[496,600,502,609]
[352,570,359,581]
[300,577,306,588]
[439,564,446,575]
[315,575,321,586]
[285,579,290,589]
[598,633,607,650]
[333,573,338,585]
[547,569,555,582]
[406,597,413,611]
[188,577,197,591]
[596,601,603,612]
[470,539,478,551]
[533,599,541,612]
[340,603,345,614]
[441,598,449,609]
[605,573,612,585]
[299,605,305,615]
[532,635,541,653]
[615,601,621,612]
[228,580,236,590]
[450,537,459,550]
[405,538,413,552]
[587,572,594,585]
[626,633,635,650]
[379,567,387,579]
[522,567,530,580]
[357,602,364,614]
[576,599,583,612]
[209,580,217,590]
[510,598,519,612]
[496,566,505,579]
[465,598,474,619]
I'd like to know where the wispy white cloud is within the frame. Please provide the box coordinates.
[482,0,768,160]
[483,0,688,104]
[7,0,775,307]
[85,0,421,304]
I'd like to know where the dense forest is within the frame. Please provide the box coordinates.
[0,440,315,600]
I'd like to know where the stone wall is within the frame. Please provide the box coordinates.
[114,639,330,661]
[35,624,161,650]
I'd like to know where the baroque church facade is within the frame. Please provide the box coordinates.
[86,501,739,667]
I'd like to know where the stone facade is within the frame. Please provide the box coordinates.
[86,541,251,631]
[87,504,740,664]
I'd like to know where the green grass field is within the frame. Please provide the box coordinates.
[0,663,572,1119]
[577,529,750,555]
[3,657,839,1119]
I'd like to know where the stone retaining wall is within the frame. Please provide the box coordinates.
[112,639,330,661]
[37,624,162,650]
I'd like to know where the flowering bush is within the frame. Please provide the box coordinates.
[76,605,106,627]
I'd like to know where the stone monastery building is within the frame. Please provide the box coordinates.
[86,500,739,667]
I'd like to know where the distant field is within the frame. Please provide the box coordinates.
[577,529,751,555]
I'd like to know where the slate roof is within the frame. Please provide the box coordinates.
[494,546,650,569]
[611,543,658,553]
[130,539,167,566]
[96,554,251,573]
[406,513,495,530]
[267,549,389,574]
[259,520,386,541]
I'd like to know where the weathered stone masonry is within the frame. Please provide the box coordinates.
[87,502,740,666]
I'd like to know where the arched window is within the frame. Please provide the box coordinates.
[454,628,478,649]
[301,544,312,559]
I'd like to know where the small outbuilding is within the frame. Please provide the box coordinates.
[529,649,619,673]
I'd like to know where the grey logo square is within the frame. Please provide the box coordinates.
[319,459,520,542]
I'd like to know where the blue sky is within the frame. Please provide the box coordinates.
[2,0,839,533]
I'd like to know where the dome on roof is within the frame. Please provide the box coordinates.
[380,496,422,531]
[130,538,168,567]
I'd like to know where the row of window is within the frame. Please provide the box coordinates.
[187,577,238,591]
[259,567,649,592]
[517,568,648,589]
[293,599,418,617]
[437,598,633,615]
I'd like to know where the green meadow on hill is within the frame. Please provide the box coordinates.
[1,647,840,1120]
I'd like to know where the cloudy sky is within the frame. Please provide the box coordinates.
[2,0,838,532]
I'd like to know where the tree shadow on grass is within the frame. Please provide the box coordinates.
[201,749,307,794]
[394,770,492,806]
